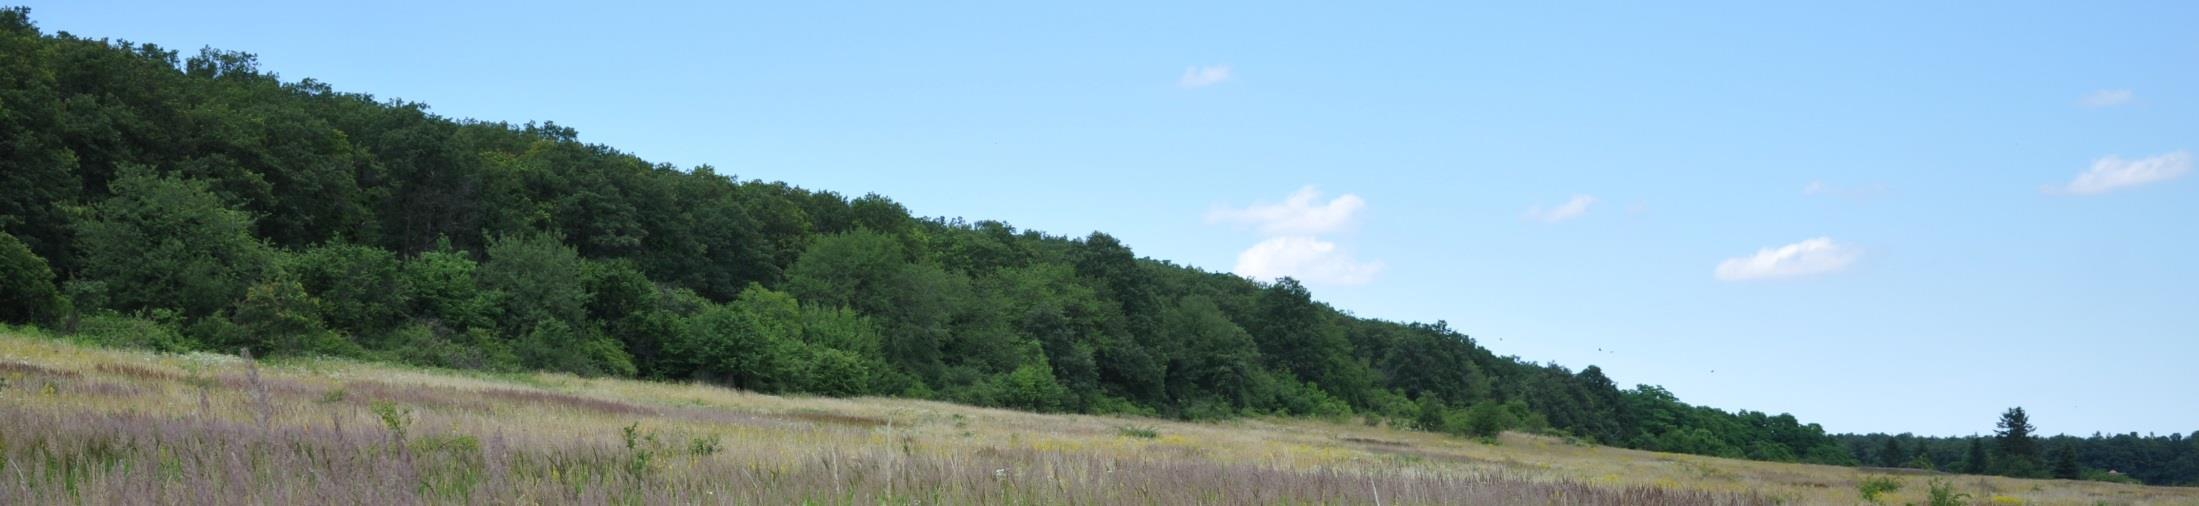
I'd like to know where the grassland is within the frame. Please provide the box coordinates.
[2,331,2192,505]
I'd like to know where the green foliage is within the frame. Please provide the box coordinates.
[371,400,412,445]
[480,232,591,330]
[990,361,1071,412]
[1925,478,1970,506]
[74,168,273,318]
[2052,443,2081,479]
[1995,407,2044,478]
[1965,436,1992,474]
[69,311,194,352]
[381,322,516,371]
[2080,469,2141,484]
[1462,401,1523,439]
[398,243,497,331]
[1857,475,1902,504]
[221,272,356,357]
[285,243,407,337]
[516,318,634,378]
[686,434,722,457]
[0,231,65,325]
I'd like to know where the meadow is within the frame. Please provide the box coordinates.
[2,331,2192,505]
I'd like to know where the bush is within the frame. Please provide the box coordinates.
[989,361,1069,412]
[0,231,64,325]
[1858,475,1903,503]
[1926,478,1971,506]
[226,273,357,357]
[71,311,195,352]
[2080,469,2142,484]
[381,322,517,371]
[1462,401,1521,438]
[285,244,407,336]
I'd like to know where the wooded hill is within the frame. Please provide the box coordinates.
[2,7,2192,484]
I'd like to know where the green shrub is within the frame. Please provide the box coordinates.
[687,434,722,456]
[1925,478,1970,506]
[371,401,413,446]
[72,311,195,353]
[1116,425,1159,439]
[1858,475,1903,503]
[0,231,64,325]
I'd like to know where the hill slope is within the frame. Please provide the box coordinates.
[2,6,2195,486]
[0,6,1862,468]
[6,331,2193,505]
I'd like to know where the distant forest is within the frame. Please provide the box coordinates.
[1,8,2192,485]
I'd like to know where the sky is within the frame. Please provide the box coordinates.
[20,1,2196,437]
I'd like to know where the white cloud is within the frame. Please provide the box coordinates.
[1178,64,1232,88]
[2046,151,2190,195]
[2078,89,2134,108]
[1206,186,1366,235]
[1714,237,1859,282]
[1232,236,1384,285]
[1525,194,1597,223]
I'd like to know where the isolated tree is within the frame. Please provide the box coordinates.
[1995,407,2043,477]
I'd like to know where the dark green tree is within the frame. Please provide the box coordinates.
[2052,443,2081,480]
[74,168,273,318]
[1995,407,2044,477]
[286,243,408,338]
[1965,436,1991,474]
[0,8,80,269]
[0,231,65,325]
[222,273,353,357]
[1881,437,1908,467]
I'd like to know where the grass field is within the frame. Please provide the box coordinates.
[2,331,2192,505]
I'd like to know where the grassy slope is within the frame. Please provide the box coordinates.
[1,332,2189,505]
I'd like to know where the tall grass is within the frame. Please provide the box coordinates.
[1,332,2188,505]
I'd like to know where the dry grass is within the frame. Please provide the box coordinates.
[1,331,2192,505]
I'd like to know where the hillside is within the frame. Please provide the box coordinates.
[1,5,2195,490]
[6,331,2194,505]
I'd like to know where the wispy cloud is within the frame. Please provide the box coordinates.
[1206,186,1366,235]
[1524,195,1597,223]
[2045,151,2190,196]
[1232,236,1383,285]
[2078,89,2134,108]
[1714,237,1859,282]
[1178,64,1232,89]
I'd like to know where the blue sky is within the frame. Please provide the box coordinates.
[23,1,2196,436]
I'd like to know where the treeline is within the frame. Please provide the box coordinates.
[1841,408,2199,486]
[6,6,1863,466]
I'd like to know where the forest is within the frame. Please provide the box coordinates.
[1,7,2193,485]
